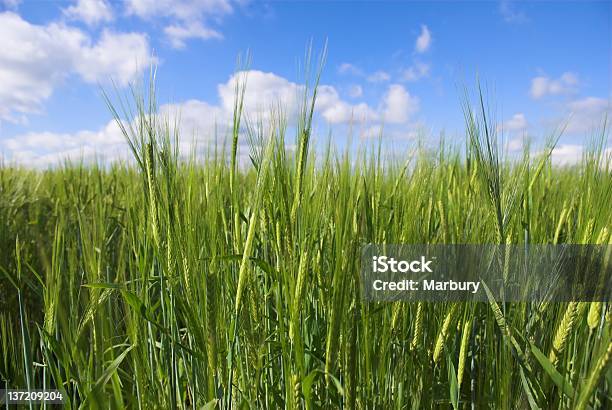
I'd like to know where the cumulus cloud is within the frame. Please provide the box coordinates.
[502,113,528,132]
[359,125,383,139]
[506,138,523,152]
[125,0,233,48]
[550,144,583,166]
[125,0,232,20]
[160,99,227,139]
[415,25,431,53]
[565,97,610,134]
[2,100,230,168]
[164,21,223,48]
[4,69,424,166]
[0,12,154,121]
[401,61,430,82]
[348,85,363,98]
[218,72,417,125]
[1,120,129,167]
[367,71,390,83]
[501,113,528,151]
[219,70,385,125]
[63,0,114,26]
[218,70,301,121]
[530,72,579,99]
[538,144,611,167]
[74,30,155,85]
[382,84,419,123]
[317,85,378,123]
[338,63,363,76]
[568,96,608,113]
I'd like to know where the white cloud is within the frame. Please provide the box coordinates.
[381,84,419,124]
[367,71,390,83]
[219,70,301,122]
[164,21,222,48]
[1,120,129,167]
[63,0,114,26]
[221,73,417,125]
[502,113,528,152]
[565,97,609,134]
[125,0,233,48]
[348,85,363,98]
[551,144,583,166]
[502,113,528,132]
[219,70,379,125]
[175,70,382,127]
[568,96,607,113]
[0,12,85,120]
[74,30,154,86]
[0,12,153,121]
[160,99,227,139]
[3,70,422,165]
[359,125,383,139]
[401,61,430,82]
[2,100,230,167]
[415,25,431,53]
[338,63,363,76]
[560,72,579,86]
[506,138,523,152]
[535,144,611,168]
[317,85,378,123]
[4,121,125,151]
[530,72,579,99]
[126,0,232,20]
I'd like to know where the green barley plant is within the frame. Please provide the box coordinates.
[0,57,610,409]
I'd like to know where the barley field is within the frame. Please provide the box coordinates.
[0,78,610,409]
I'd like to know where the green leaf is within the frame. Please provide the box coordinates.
[447,353,459,410]
[530,343,574,398]
[82,282,125,289]
[519,367,541,410]
[326,372,344,397]
[84,344,135,406]
[0,265,18,290]
[302,369,320,403]
[201,399,218,410]
[95,344,135,389]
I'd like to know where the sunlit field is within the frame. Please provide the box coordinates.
[1,75,610,408]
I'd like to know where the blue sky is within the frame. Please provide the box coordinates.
[0,0,610,166]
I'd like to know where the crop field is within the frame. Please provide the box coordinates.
[0,80,611,409]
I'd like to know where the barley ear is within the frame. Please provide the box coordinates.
[457,318,472,386]
[433,305,456,365]
[549,302,578,367]
[410,302,424,351]
[587,302,601,331]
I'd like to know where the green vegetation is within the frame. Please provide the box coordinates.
[0,69,610,408]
